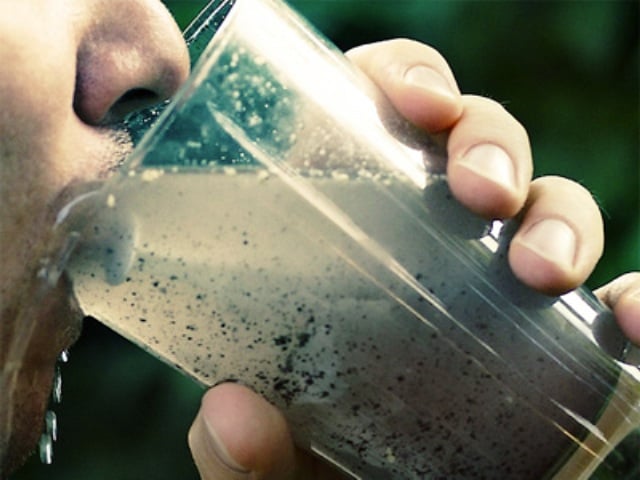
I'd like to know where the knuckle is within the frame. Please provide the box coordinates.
[532,176,598,206]
[347,38,447,73]
[462,95,530,142]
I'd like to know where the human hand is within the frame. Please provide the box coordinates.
[187,39,638,479]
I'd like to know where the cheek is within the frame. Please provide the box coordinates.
[0,5,77,128]
[0,40,73,220]
[0,14,79,287]
[0,2,79,185]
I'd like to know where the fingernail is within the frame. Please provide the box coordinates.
[189,411,251,478]
[458,144,517,192]
[403,65,458,100]
[519,219,577,269]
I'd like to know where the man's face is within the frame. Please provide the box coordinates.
[0,0,189,473]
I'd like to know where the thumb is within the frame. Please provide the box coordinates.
[187,383,297,480]
[346,39,463,132]
[595,272,640,346]
[188,409,252,480]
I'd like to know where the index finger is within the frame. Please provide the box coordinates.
[346,38,463,132]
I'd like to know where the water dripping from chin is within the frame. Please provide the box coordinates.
[38,349,69,465]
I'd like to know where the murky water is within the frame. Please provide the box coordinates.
[62,166,629,479]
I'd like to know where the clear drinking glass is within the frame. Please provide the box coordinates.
[53,0,640,478]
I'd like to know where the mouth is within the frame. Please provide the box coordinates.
[1,107,137,477]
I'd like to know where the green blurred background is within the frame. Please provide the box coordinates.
[14,1,638,479]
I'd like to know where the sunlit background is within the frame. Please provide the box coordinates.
[14,1,638,479]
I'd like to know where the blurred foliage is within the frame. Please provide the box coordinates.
[14,1,638,480]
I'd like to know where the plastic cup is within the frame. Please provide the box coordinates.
[57,0,640,478]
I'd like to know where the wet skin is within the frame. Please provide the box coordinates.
[0,0,189,473]
[1,2,639,479]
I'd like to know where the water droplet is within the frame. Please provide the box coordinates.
[58,349,70,363]
[38,432,54,465]
[45,410,58,442]
[51,366,62,404]
[39,351,68,464]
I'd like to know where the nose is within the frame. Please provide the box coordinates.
[73,0,190,125]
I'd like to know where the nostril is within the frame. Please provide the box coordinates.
[106,88,162,123]
[73,65,176,126]
[72,0,190,127]
[73,70,163,126]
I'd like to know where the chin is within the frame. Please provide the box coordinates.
[1,368,56,475]
[0,274,83,476]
